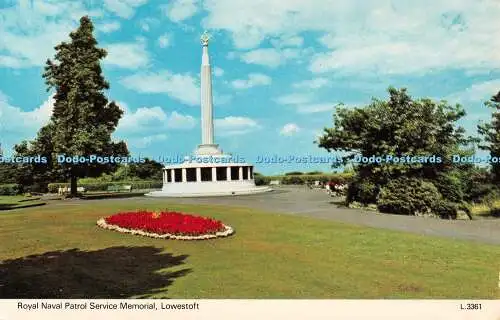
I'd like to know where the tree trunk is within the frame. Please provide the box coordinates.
[70,171,77,197]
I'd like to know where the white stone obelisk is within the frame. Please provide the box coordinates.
[196,31,221,155]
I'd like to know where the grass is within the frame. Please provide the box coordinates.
[0,199,498,299]
[0,195,46,210]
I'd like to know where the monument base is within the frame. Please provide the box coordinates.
[145,158,272,198]
[146,181,272,197]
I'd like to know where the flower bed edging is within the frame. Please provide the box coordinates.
[96,218,234,240]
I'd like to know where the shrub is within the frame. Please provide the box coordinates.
[281,176,305,185]
[466,183,499,203]
[0,184,23,195]
[431,199,458,219]
[266,173,353,185]
[254,175,271,186]
[434,172,464,203]
[48,181,162,193]
[306,171,323,175]
[285,171,303,175]
[347,179,379,205]
[377,177,441,215]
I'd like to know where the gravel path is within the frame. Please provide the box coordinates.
[52,186,500,245]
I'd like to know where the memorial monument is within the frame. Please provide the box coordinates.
[146,32,272,197]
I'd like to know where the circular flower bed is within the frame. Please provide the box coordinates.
[97,210,234,240]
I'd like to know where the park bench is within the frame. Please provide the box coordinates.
[270,180,281,185]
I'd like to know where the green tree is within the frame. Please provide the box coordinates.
[478,91,500,183]
[318,87,473,203]
[42,16,128,196]
[128,158,163,180]
[11,124,61,192]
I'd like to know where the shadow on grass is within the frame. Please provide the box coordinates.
[0,202,46,211]
[81,192,146,200]
[0,246,190,298]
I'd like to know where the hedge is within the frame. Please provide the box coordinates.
[48,181,163,193]
[0,184,23,195]
[267,173,353,185]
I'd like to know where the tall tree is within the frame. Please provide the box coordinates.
[478,91,500,183]
[43,16,128,196]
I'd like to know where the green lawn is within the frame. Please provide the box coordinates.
[0,195,46,210]
[0,199,498,299]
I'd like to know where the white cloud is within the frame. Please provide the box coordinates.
[104,0,147,19]
[158,33,172,48]
[120,71,200,106]
[231,73,272,89]
[139,18,159,32]
[238,48,307,68]
[280,123,300,136]
[127,134,168,149]
[0,1,102,68]
[293,78,331,89]
[214,66,224,77]
[162,0,200,23]
[96,21,121,33]
[240,48,283,68]
[296,103,336,114]
[118,106,196,133]
[202,0,500,75]
[0,55,25,68]
[275,93,313,105]
[271,34,304,48]
[104,41,150,69]
[115,105,195,148]
[0,93,54,151]
[214,116,260,135]
[445,79,500,103]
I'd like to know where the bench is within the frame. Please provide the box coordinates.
[106,185,132,192]
[269,180,281,185]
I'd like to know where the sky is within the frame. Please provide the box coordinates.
[0,0,499,175]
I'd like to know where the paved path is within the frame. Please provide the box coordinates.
[54,187,500,245]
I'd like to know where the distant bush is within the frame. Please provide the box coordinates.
[0,184,23,195]
[48,181,162,193]
[377,177,441,216]
[281,176,305,185]
[284,171,303,176]
[267,173,353,185]
[306,171,323,175]
[254,175,271,186]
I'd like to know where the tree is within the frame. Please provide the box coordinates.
[127,159,163,180]
[42,16,128,196]
[478,91,500,183]
[11,124,61,192]
[318,87,474,204]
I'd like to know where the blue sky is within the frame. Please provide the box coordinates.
[0,0,499,175]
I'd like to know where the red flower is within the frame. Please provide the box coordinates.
[104,211,226,236]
